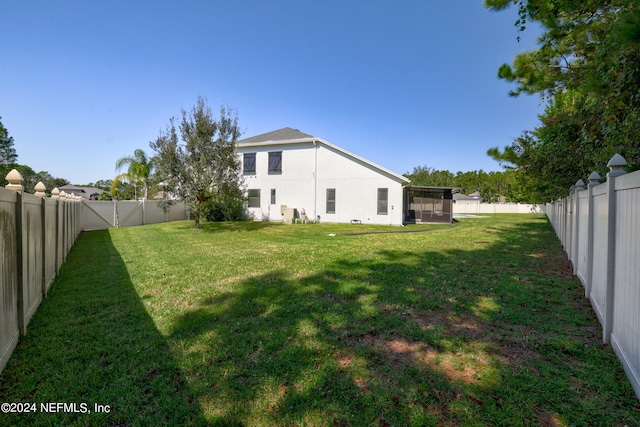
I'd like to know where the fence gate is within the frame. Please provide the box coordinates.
[117,201,144,227]
[82,201,117,229]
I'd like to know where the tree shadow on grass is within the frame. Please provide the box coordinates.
[0,230,218,426]
[169,216,640,426]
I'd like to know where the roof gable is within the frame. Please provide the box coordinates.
[238,127,315,144]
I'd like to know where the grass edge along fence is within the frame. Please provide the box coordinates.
[544,153,640,399]
[0,170,186,375]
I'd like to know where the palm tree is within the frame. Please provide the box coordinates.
[115,149,156,200]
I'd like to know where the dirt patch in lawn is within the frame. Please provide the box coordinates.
[349,332,493,385]
[404,310,544,372]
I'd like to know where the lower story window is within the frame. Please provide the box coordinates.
[377,188,388,215]
[271,189,276,205]
[248,189,260,208]
[326,188,336,214]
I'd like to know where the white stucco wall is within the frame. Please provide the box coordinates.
[240,143,316,221]
[237,141,407,225]
[314,144,404,225]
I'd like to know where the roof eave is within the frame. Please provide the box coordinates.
[236,137,317,148]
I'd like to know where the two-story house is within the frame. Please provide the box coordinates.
[236,127,411,226]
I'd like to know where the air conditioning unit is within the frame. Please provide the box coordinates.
[283,208,298,224]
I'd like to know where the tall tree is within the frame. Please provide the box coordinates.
[150,97,242,229]
[404,166,456,187]
[0,116,17,166]
[485,0,640,201]
[109,175,138,200]
[115,149,156,200]
[89,179,113,191]
[1,116,18,182]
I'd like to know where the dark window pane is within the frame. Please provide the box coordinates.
[326,188,335,214]
[248,189,260,208]
[243,153,256,175]
[268,151,282,174]
[377,188,388,215]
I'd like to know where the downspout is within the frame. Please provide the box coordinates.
[313,140,318,221]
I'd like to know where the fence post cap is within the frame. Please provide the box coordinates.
[59,191,67,200]
[607,153,627,168]
[5,168,24,192]
[5,168,23,182]
[51,187,60,199]
[588,171,601,187]
[607,153,627,178]
[575,179,586,190]
[34,181,47,197]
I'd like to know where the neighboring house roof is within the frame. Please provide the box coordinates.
[59,184,104,199]
[238,127,410,184]
[453,193,480,201]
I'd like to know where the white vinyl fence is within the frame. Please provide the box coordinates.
[1,170,186,375]
[544,154,640,398]
[453,202,542,214]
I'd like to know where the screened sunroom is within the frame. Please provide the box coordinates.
[403,186,457,224]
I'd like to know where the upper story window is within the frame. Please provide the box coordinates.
[243,153,256,175]
[268,151,282,174]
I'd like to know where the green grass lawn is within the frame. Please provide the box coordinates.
[1,215,639,426]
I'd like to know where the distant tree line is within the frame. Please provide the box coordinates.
[403,166,528,203]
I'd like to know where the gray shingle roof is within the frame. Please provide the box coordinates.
[59,184,104,199]
[453,193,480,200]
[238,127,316,144]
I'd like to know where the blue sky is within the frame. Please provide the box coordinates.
[1,0,544,186]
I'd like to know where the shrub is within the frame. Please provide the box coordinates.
[201,195,248,222]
